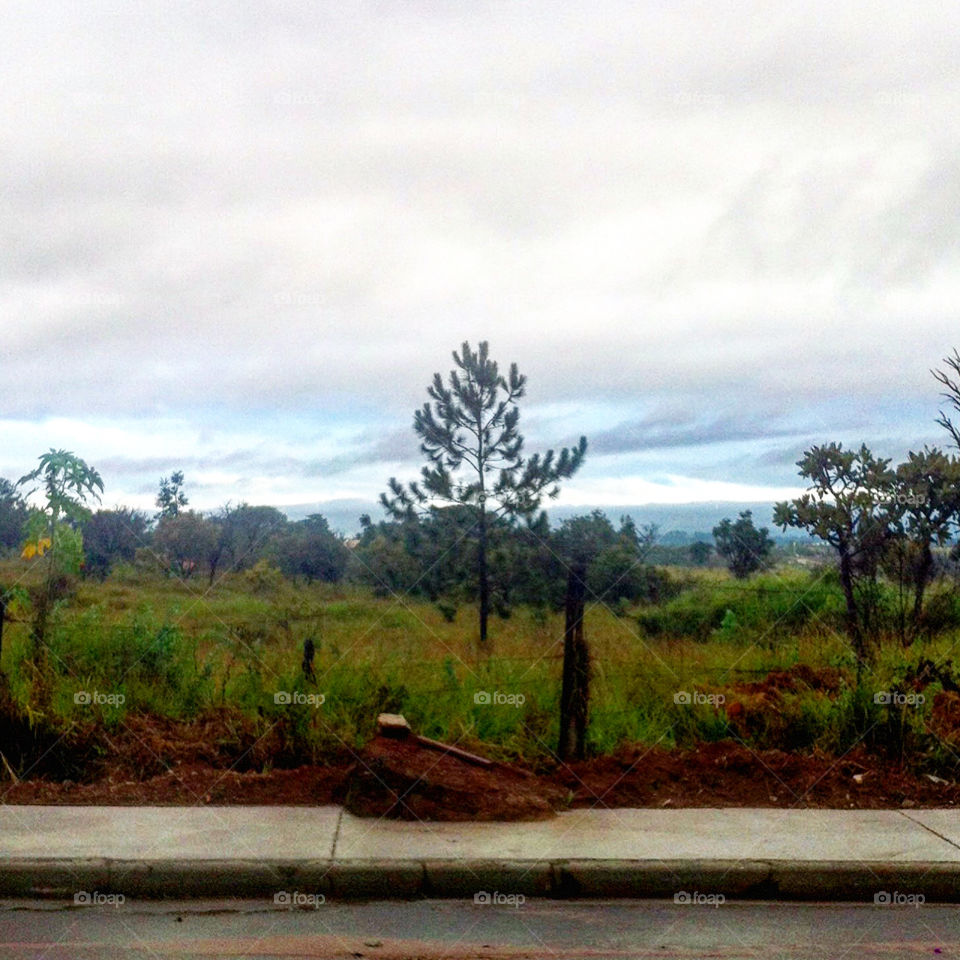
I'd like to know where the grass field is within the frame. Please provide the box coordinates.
[2,557,958,772]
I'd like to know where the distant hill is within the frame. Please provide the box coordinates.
[281,498,811,542]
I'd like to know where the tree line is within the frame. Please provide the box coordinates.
[5,341,960,676]
[0,468,351,586]
[6,341,960,760]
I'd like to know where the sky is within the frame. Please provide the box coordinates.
[3,1,959,530]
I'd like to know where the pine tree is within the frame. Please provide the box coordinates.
[382,340,587,648]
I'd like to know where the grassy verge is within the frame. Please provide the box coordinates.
[2,559,958,774]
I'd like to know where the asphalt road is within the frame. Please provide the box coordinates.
[0,898,957,959]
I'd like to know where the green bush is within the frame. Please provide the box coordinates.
[919,590,960,634]
[637,572,846,642]
[44,606,211,719]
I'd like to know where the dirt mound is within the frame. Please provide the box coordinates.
[5,737,960,810]
[338,735,569,821]
[718,665,847,742]
[81,709,327,782]
[729,664,846,697]
[1,761,352,805]
[557,740,960,808]
[931,690,960,743]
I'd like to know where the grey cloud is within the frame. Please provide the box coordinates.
[586,410,801,457]
[96,426,421,487]
[3,0,960,509]
[303,426,422,476]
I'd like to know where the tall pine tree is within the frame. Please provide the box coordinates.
[382,340,587,648]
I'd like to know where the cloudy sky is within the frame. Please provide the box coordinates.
[3,1,959,528]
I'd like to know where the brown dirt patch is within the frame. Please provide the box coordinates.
[727,663,846,697]
[717,664,847,743]
[3,737,958,811]
[336,734,568,821]
[0,761,351,805]
[558,740,960,808]
[2,696,959,813]
[931,690,960,743]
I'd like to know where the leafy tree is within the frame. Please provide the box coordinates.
[712,510,774,580]
[350,522,422,597]
[774,444,894,669]
[273,514,349,583]
[209,503,287,579]
[689,540,712,565]
[486,510,561,613]
[587,516,660,604]
[882,448,960,644]
[155,471,188,521]
[0,478,28,552]
[224,504,286,569]
[153,511,218,579]
[17,450,103,666]
[381,340,587,647]
[83,507,151,579]
[354,508,562,614]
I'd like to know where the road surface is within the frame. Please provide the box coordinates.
[0,897,957,959]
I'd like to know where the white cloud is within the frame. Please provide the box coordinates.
[555,474,807,507]
[2,0,959,511]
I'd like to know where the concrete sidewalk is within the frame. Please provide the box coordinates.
[2,805,959,901]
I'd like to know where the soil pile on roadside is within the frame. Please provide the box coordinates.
[727,664,846,697]
[931,690,960,743]
[338,734,568,821]
[4,737,959,809]
[558,740,960,809]
[720,665,848,740]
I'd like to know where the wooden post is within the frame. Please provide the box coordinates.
[558,563,590,761]
[302,637,316,681]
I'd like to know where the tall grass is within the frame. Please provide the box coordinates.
[1,558,957,768]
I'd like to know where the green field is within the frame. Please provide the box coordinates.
[3,556,958,776]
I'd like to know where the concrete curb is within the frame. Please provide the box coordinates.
[1,859,957,902]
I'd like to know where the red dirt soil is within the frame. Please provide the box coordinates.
[2,665,959,815]
[2,735,957,813]
[335,734,567,821]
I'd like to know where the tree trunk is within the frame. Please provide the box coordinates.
[478,502,489,648]
[559,563,590,761]
[838,552,866,673]
[910,543,933,643]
